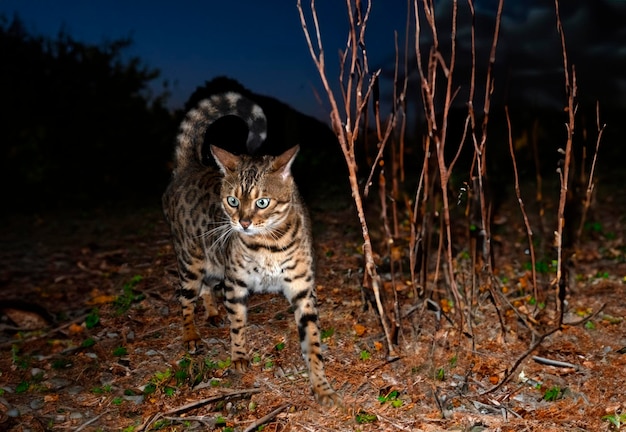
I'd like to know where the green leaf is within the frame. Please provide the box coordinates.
[85,309,100,329]
[543,386,561,401]
[113,346,128,357]
[355,411,377,424]
[81,337,96,348]
[15,381,29,393]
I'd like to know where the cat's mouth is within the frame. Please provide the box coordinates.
[236,223,260,235]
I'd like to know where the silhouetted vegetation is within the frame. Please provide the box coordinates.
[0,15,177,212]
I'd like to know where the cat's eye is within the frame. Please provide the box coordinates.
[226,196,240,207]
[256,198,270,209]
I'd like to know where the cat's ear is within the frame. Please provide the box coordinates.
[211,145,240,173]
[273,145,299,180]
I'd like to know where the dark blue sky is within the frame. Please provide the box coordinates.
[3,1,625,119]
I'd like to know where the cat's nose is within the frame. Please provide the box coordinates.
[240,219,251,230]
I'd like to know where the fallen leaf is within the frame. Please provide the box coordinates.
[69,323,84,334]
[354,324,366,336]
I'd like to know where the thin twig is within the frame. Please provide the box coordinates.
[0,312,90,349]
[163,388,261,415]
[505,106,539,301]
[532,356,578,370]
[243,403,290,432]
[74,410,109,432]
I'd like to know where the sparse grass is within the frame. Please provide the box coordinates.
[115,274,145,315]
[603,412,626,430]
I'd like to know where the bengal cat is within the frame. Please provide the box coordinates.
[162,92,340,406]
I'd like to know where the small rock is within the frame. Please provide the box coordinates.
[30,398,44,410]
[66,385,84,395]
[30,368,45,379]
[44,377,71,391]
[69,411,84,420]
[123,395,144,405]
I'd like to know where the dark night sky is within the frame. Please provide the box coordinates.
[2,0,625,120]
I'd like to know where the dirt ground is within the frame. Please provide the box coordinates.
[1,183,625,432]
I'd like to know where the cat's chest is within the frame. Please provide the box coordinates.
[239,252,286,293]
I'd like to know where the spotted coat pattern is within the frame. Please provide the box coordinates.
[162,92,340,406]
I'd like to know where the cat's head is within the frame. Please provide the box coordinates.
[211,145,299,236]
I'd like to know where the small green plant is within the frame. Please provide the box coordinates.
[112,397,124,406]
[81,337,96,348]
[115,275,145,315]
[602,412,626,429]
[113,346,128,357]
[449,355,458,368]
[359,350,371,361]
[321,328,335,340]
[85,309,100,329]
[378,390,403,408]
[584,321,596,330]
[15,381,30,393]
[355,411,377,424]
[543,386,562,401]
[435,367,445,381]
[91,385,112,394]
[11,345,30,370]
[274,341,285,351]
[122,425,136,432]
[51,358,72,369]
[143,368,173,395]
[217,358,231,369]
[595,271,610,280]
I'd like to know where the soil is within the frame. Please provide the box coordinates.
[1,183,625,432]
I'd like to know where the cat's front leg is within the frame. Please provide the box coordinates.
[223,278,250,371]
[291,287,342,407]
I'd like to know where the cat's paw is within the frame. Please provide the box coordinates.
[315,389,343,408]
[231,358,249,373]
[186,339,204,355]
[183,330,203,354]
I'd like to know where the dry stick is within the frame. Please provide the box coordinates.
[554,0,577,318]
[0,312,91,349]
[138,389,262,431]
[481,303,605,395]
[414,0,466,334]
[165,389,261,416]
[243,403,290,432]
[74,410,109,432]
[297,0,397,357]
[576,101,605,241]
[505,106,539,302]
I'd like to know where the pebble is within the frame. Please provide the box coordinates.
[70,411,84,420]
[30,398,44,410]
[44,377,71,390]
[123,395,144,405]
[66,385,84,395]
[31,368,45,378]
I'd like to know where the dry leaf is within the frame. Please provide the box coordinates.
[353,324,366,336]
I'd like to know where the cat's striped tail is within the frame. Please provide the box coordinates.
[173,92,267,172]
